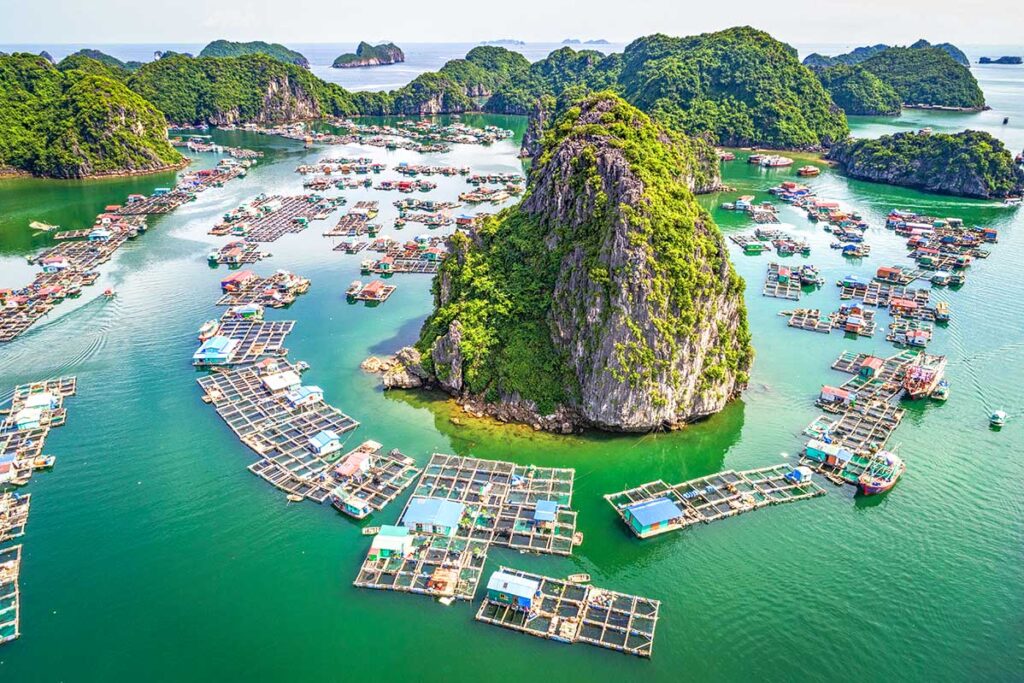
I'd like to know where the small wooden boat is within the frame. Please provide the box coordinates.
[438,596,455,606]
[198,319,219,341]
[30,455,56,470]
[29,220,59,232]
[103,288,116,298]
[797,165,820,177]
[346,280,363,298]
[361,526,381,536]
[286,494,303,503]
[990,410,1007,427]
[567,573,591,584]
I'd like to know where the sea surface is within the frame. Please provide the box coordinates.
[0,43,1022,681]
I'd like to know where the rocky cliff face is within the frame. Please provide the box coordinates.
[204,74,322,125]
[827,130,1024,199]
[409,94,752,433]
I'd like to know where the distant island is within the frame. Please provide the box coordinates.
[827,130,1024,199]
[980,56,1022,65]
[562,38,610,45]
[803,39,969,67]
[482,39,526,46]
[65,48,143,71]
[333,42,405,68]
[199,40,309,68]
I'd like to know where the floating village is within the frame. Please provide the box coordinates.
[0,112,1018,661]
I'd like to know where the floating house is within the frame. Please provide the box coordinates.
[804,439,855,467]
[21,392,57,411]
[40,256,70,273]
[13,408,42,430]
[307,429,342,457]
[368,525,415,560]
[261,370,302,396]
[334,446,372,479]
[485,570,540,611]
[819,385,856,409]
[530,500,558,530]
[87,227,112,242]
[402,497,464,537]
[623,497,682,538]
[192,335,239,366]
[859,356,885,378]
[286,385,323,409]
[220,270,258,292]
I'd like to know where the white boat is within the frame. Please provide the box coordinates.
[567,573,591,584]
[29,221,59,232]
[198,319,220,341]
[990,410,1007,427]
[438,596,455,606]
[1004,197,1022,206]
[286,494,303,503]
[346,280,363,297]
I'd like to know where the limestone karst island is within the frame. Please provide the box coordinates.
[0,4,1021,681]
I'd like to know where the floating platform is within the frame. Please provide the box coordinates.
[325,441,420,518]
[763,263,803,300]
[0,493,30,544]
[354,454,579,601]
[803,400,905,453]
[0,545,21,646]
[475,567,661,658]
[785,308,833,333]
[604,464,825,539]
[213,319,295,365]
[831,349,917,402]
[197,360,361,501]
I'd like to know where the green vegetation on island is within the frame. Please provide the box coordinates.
[128,54,360,125]
[62,48,143,72]
[803,39,969,67]
[815,64,902,116]
[332,42,405,68]
[199,40,309,68]
[0,53,183,178]
[859,47,985,109]
[979,56,1022,65]
[414,93,751,431]
[827,130,1024,198]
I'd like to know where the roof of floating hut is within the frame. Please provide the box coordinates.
[403,497,464,529]
[336,448,372,477]
[371,525,412,552]
[487,571,540,600]
[308,429,340,451]
[262,370,301,393]
[533,500,558,522]
[625,497,682,527]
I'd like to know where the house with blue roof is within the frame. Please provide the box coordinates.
[307,429,341,456]
[192,335,239,367]
[530,500,558,530]
[286,385,323,409]
[486,571,540,611]
[401,497,464,537]
[623,497,683,538]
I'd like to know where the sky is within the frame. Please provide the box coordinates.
[0,0,1018,46]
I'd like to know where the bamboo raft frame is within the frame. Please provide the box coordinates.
[325,442,420,518]
[241,196,340,242]
[803,400,905,453]
[354,454,580,600]
[828,307,878,337]
[213,319,295,365]
[762,263,805,300]
[197,361,361,501]
[475,566,661,658]
[875,267,928,285]
[786,309,833,333]
[830,349,917,402]
[603,464,825,539]
[0,493,30,544]
[333,241,368,253]
[0,545,21,646]
[861,282,929,308]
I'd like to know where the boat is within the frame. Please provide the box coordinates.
[903,354,947,400]
[438,596,455,606]
[990,410,1007,427]
[361,526,381,536]
[346,280,363,298]
[103,288,116,298]
[857,451,905,495]
[567,573,591,583]
[29,220,59,232]
[198,319,220,341]
[760,155,794,168]
[797,165,820,177]
[931,380,950,401]
[934,301,950,322]
[1004,196,1022,206]
[30,455,56,469]
[286,494,303,503]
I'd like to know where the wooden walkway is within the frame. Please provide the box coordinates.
[803,400,905,453]
[0,545,21,646]
[475,567,661,658]
[604,464,826,539]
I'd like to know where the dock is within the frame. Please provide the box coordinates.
[603,464,825,539]
[354,454,579,601]
[785,308,833,333]
[216,271,310,308]
[324,441,420,518]
[213,195,342,242]
[475,567,661,658]
[803,400,905,453]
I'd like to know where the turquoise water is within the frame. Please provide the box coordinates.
[0,56,1022,681]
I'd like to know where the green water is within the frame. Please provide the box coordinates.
[1,105,1022,680]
